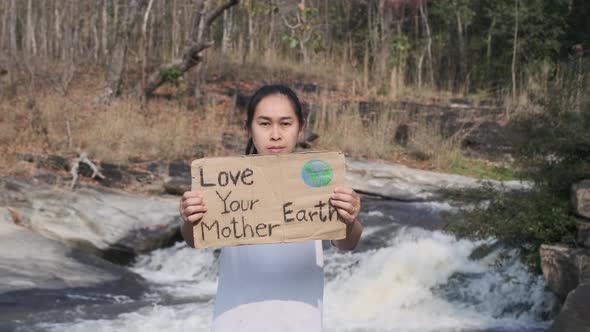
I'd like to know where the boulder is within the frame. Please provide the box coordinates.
[345,159,529,201]
[572,180,590,219]
[0,177,180,259]
[462,121,525,156]
[18,152,69,171]
[547,283,590,332]
[164,176,191,196]
[0,208,146,295]
[169,159,190,178]
[540,245,580,300]
[540,244,590,300]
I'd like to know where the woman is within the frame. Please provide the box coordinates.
[179,84,362,331]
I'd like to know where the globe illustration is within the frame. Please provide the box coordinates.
[301,160,333,187]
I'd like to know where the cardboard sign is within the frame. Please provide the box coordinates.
[190,151,347,248]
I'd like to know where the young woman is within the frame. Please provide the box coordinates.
[179,84,362,331]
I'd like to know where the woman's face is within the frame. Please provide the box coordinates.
[250,94,303,155]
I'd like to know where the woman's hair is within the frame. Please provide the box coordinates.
[244,84,305,155]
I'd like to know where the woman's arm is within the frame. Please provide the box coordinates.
[329,186,362,250]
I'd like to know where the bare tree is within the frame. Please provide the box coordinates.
[511,0,519,100]
[418,1,434,87]
[141,0,240,98]
[99,0,150,103]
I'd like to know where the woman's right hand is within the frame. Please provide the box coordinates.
[179,191,208,224]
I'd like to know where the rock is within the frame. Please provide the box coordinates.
[578,218,590,248]
[99,162,126,182]
[0,177,180,258]
[345,159,529,201]
[0,208,149,322]
[40,155,69,171]
[164,176,191,195]
[547,283,590,332]
[102,224,180,265]
[572,180,590,219]
[462,121,524,156]
[478,99,502,107]
[540,245,577,300]
[189,143,209,159]
[234,92,251,110]
[147,161,168,176]
[0,208,147,295]
[448,97,473,107]
[18,153,69,171]
[33,170,59,185]
[128,169,154,184]
[394,124,409,146]
[540,244,590,300]
[169,160,190,178]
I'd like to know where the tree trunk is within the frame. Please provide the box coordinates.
[25,0,37,55]
[511,0,519,100]
[99,0,150,103]
[417,49,425,89]
[363,40,369,93]
[9,0,17,57]
[0,1,9,53]
[102,0,108,58]
[265,0,274,58]
[486,17,496,68]
[221,7,233,54]
[92,11,99,61]
[418,2,434,87]
[39,4,48,57]
[140,0,155,102]
[172,0,179,58]
[113,0,119,39]
[456,12,466,91]
[142,0,239,98]
[54,4,62,60]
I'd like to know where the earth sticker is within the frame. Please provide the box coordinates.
[301,160,333,187]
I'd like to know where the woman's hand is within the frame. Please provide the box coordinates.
[179,191,208,225]
[330,186,361,224]
[330,186,362,251]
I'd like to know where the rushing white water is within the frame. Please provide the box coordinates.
[37,224,555,332]
[323,227,553,332]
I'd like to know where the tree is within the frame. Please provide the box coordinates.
[100,0,150,103]
[141,0,239,98]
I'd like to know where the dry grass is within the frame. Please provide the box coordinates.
[310,92,464,168]
[311,100,402,160]
[0,87,231,173]
[406,117,463,169]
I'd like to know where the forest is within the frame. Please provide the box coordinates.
[0,0,587,101]
[0,0,588,175]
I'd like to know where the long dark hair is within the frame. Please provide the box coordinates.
[244,84,305,155]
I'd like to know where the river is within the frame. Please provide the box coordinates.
[4,195,556,332]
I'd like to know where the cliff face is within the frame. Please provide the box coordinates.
[543,180,590,332]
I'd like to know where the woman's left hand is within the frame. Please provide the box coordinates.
[330,186,361,224]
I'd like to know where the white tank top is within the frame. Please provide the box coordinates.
[212,240,325,332]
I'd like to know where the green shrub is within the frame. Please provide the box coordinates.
[160,66,183,85]
[445,183,577,271]
[445,66,588,271]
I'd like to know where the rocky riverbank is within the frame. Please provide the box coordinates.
[2,153,588,330]
[542,180,590,332]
